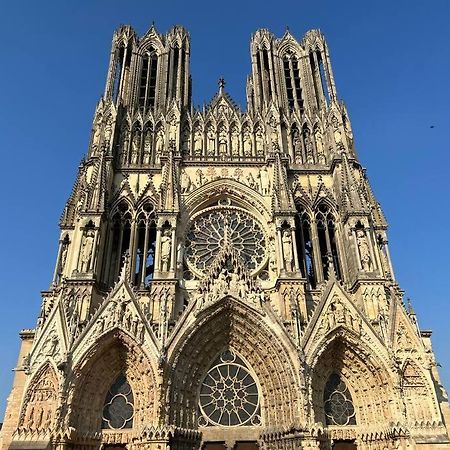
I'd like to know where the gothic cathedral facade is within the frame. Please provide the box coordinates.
[1,24,450,450]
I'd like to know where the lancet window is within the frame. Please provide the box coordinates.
[309,50,329,107]
[283,53,304,111]
[198,350,261,427]
[111,42,132,103]
[316,204,341,280]
[102,374,134,430]
[105,201,157,287]
[323,373,356,426]
[138,47,158,111]
[134,202,157,287]
[256,48,273,103]
[295,207,316,288]
[295,203,342,286]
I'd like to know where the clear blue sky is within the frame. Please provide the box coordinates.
[1,0,449,419]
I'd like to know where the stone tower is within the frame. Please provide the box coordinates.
[1,24,449,450]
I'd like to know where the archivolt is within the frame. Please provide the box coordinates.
[183,178,271,223]
[164,297,303,429]
[67,330,157,434]
[310,331,399,428]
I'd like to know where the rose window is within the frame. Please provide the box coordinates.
[185,208,266,276]
[199,350,261,427]
[323,373,356,426]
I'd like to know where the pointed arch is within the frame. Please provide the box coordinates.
[310,332,397,428]
[68,330,157,435]
[164,297,304,429]
[401,360,440,425]
[19,363,59,431]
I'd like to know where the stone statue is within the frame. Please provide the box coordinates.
[104,120,113,149]
[180,170,191,193]
[243,129,252,156]
[304,131,314,164]
[218,126,228,158]
[131,129,141,164]
[356,229,372,271]
[155,128,165,162]
[143,127,152,164]
[282,229,294,272]
[79,229,95,272]
[91,124,101,152]
[207,126,216,155]
[292,129,302,163]
[194,127,203,156]
[231,127,240,156]
[160,229,172,272]
[315,128,326,164]
[255,127,265,156]
[246,173,257,190]
[195,169,204,187]
[258,166,270,195]
[59,241,68,274]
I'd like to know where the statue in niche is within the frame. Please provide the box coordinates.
[181,126,190,155]
[218,126,228,158]
[282,229,294,272]
[59,241,69,274]
[229,271,239,294]
[155,127,165,162]
[180,170,192,193]
[243,128,252,156]
[255,127,265,156]
[131,128,141,164]
[269,116,279,150]
[91,122,101,152]
[315,128,326,164]
[160,229,172,272]
[292,129,302,164]
[258,166,270,195]
[194,127,203,156]
[79,295,90,323]
[143,127,152,164]
[207,126,216,155]
[231,127,240,156]
[168,116,178,145]
[104,119,113,149]
[120,126,130,164]
[79,229,95,272]
[331,115,343,147]
[356,228,372,271]
[304,130,314,164]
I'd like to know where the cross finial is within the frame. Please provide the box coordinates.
[218,77,225,93]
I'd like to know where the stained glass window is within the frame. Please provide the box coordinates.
[185,208,266,276]
[102,374,134,430]
[323,373,356,426]
[199,350,261,427]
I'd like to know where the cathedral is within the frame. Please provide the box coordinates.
[1,24,450,450]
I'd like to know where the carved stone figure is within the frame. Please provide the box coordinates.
[160,229,172,272]
[143,127,152,164]
[131,128,141,164]
[207,126,216,155]
[218,126,228,158]
[255,127,264,156]
[79,229,95,272]
[282,229,294,272]
[258,166,270,195]
[180,170,192,193]
[243,128,252,156]
[357,229,372,271]
[231,126,240,156]
[194,127,203,156]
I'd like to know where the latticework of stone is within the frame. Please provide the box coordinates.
[1,24,449,450]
